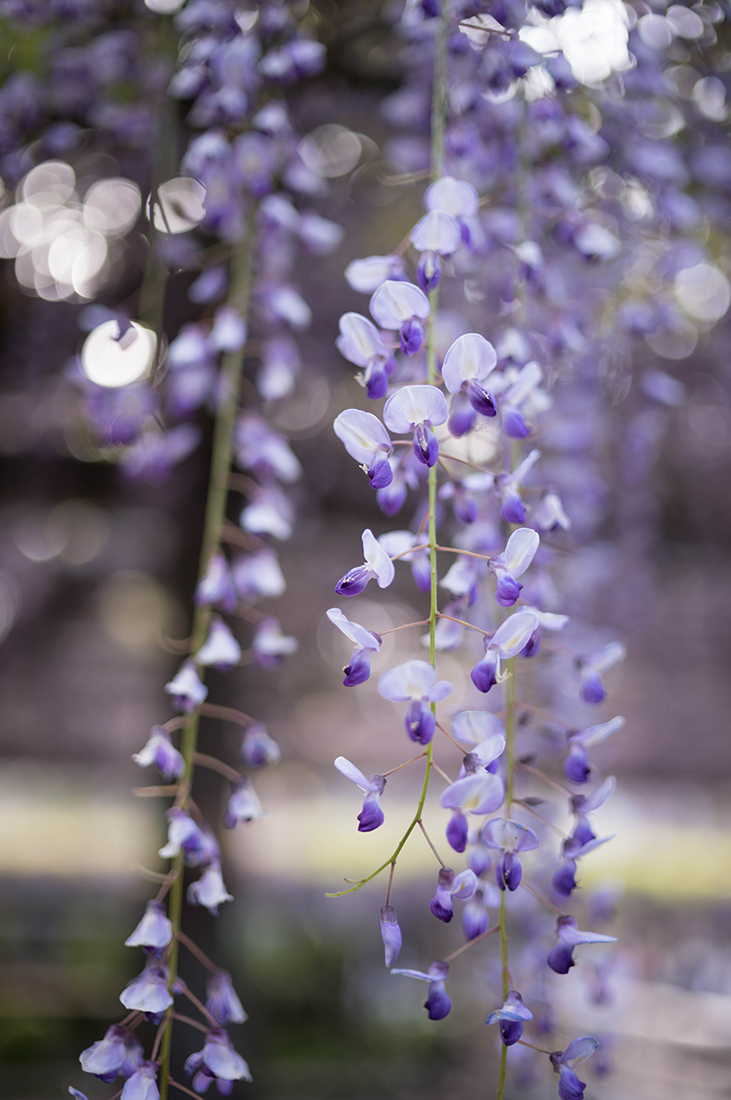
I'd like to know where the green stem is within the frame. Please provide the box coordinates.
[327,0,447,906]
[159,220,255,1100]
[497,1042,508,1100]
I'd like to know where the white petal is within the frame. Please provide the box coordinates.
[581,775,617,813]
[425,176,479,217]
[369,280,430,329]
[441,333,497,392]
[510,448,541,485]
[451,868,478,899]
[505,361,543,407]
[451,710,506,747]
[334,755,370,790]
[587,641,626,673]
[344,255,405,293]
[522,606,570,631]
[489,609,540,658]
[574,716,625,747]
[333,408,392,465]
[502,528,540,577]
[560,1037,599,1069]
[326,608,381,651]
[410,210,461,256]
[383,384,449,433]
[362,529,395,588]
[378,530,417,559]
[469,733,506,767]
[391,968,433,981]
[335,312,389,368]
[440,558,478,596]
[378,659,436,702]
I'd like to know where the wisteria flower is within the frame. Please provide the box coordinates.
[378,659,453,744]
[187,863,234,916]
[184,1028,252,1093]
[159,808,208,865]
[550,1037,599,1100]
[195,552,237,612]
[392,960,451,1020]
[124,900,172,951]
[410,210,461,290]
[548,915,617,975]
[326,607,382,686]
[370,280,430,355]
[482,818,539,891]
[235,414,301,483]
[471,609,540,694]
[206,970,248,1026]
[533,490,571,532]
[334,756,387,831]
[345,254,406,293]
[240,485,294,540]
[489,527,540,606]
[232,548,286,602]
[164,660,208,713]
[195,618,242,671]
[132,726,184,782]
[425,175,479,247]
[578,642,626,704]
[500,361,544,439]
[462,879,501,941]
[380,904,402,967]
[383,384,448,467]
[494,449,540,524]
[333,408,393,489]
[564,716,625,783]
[336,312,393,399]
[378,529,430,593]
[518,606,570,658]
[119,1061,159,1100]
[441,333,498,418]
[451,710,506,756]
[552,833,614,898]
[119,962,173,1020]
[79,1025,143,1082]
[335,528,395,596]
[252,616,298,667]
[571,776,616,845]
[440,768,505,853]
[486,990,533,1046]
[241,722,281,768]
[429,866,477,922]
[224,776,265,827]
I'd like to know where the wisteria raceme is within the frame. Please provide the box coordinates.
[0,2,336,1098]
[321,0,731,1095]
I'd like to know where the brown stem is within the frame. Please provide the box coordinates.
[176,929,219,973]
[516,760,573,796]
[517,1039,553,1055]
[514,800,569,840]
[178,981,220,1027]
[443,923,500,963]
[520,880,566,916]
[192,752,241,781]
[437,612,488,635]
[520,701,573,728]
[379,618,430,633]
[171,1012,209,1035]
[382,752,428,778]
[430,760,453,784]
[134,786,180,798]
[155,869,180,903]
[198,702,254,726]
[161,716,187,733]
[417,819,446,867]
[169,1080,207,1100]
[435,721,467,752]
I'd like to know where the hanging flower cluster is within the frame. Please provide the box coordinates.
[48,3,335,1099]
[322,0,731,1095]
